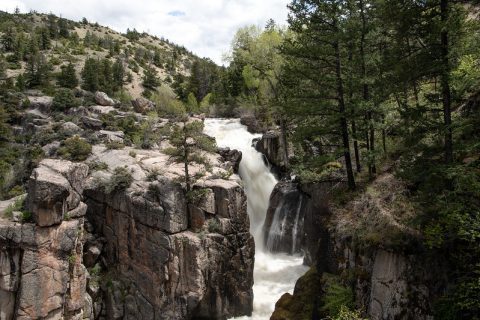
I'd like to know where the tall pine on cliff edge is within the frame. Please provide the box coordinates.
[283,0,356,189]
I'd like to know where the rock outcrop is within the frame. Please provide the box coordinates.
[94,92,116,107]
[83,146,254,319]
[240,114,266,134]
[271,174,445,320]
[253,131,292,175]
[1,138,254,320]
[0,159,89,320]
[262,182,305,254]
[131,97,155,114]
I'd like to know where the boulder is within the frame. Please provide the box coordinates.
[240,114,266,133]
[132,97,155,114]
[96,130,125,143]
[27,159,89,227]
[90,105,116,115]
[42,141,61,156]
[83,243,102,268]
[81,116,103,130]
[61,121,83,136]
[28,96,53,113]
[218,147,242,173]
[94,91,115,106]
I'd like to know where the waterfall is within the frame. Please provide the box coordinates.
[291,195,303,254]
[265,199,285,251]
[204,119,308,320]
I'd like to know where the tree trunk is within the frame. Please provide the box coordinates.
[352,120,361,173]
[359,0,376,177]
[334,34,356,190]
[441,0,453,164]
[280,116,289,168]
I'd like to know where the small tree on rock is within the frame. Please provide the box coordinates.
[164,116,216,194]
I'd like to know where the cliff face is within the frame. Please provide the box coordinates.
[268,173,445,320]
[0,145,254,319]
[0,159,89,320]
[84,175,254,319]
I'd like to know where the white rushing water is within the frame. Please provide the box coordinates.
[204,118,308,319]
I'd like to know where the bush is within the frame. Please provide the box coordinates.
[3,194,26,219]
[100,166,133,193]
[58,136,92,161]
[105,141,125,150]
[52,88,79,111]
[322,274,355,318]
[88,160,108,171]
[208,219,221,233]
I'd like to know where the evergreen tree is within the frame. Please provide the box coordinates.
[25,53,51,88]
[58,63,78,89]
[1,23,16,52]
[164,117,216,193]
[15,74,26,91]
[142,66,160,91]
[283,0,356,189]
[81,57,99,92]
[112,58,125,92]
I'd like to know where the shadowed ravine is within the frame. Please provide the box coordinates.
[204,119,308,319]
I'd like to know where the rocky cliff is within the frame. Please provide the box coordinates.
[268,174,446,320]
[0,159,89,320]
[83,146,254,320]
[0,142,254,319]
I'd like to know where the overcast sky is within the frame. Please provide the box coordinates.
[2,0,290,65]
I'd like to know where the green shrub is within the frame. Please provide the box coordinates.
[52,88,79,111]
[207,219,221,233]
[88,160,108,171]
[146,168,163,182]
[21,211,32,222]
[58,136,92,161]
[105,141,125,150]
[99,166,134,193]
[3,194,26,219]
[322,274,355,318]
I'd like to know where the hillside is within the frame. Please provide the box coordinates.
[0,10,197,99]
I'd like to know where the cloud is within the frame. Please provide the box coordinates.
[168,10,186,17]
[5,0,290,65]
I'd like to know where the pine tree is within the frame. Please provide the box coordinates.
[112,58,125,92]
[1,23,16,52]
[142,66,160,91]
[58,63,78,89]
[81,57,99,92]
[164,117,216,193]
[25,53,51,88]
[15,74,26,91]
[283,0,356,189]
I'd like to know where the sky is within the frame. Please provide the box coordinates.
[1,0,291,65]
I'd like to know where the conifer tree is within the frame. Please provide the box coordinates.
[283,0,356,189]
[81,57,99,92]
[58,63,78,89]
[142,66,160,91]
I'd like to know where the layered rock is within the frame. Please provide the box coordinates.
[0,159,89,320]
[81,146,254,319]
[253,131,292,175]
